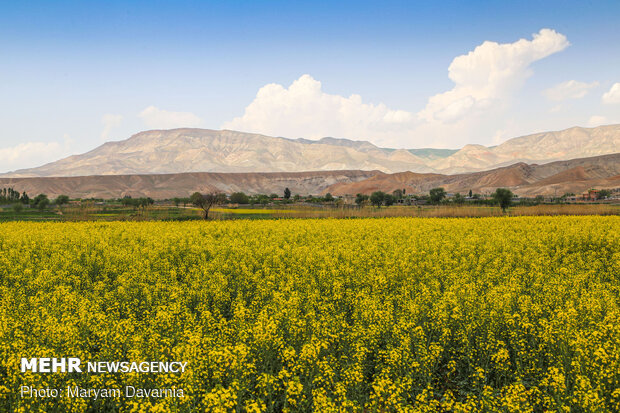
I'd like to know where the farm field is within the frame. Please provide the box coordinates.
[1,216,619,412]
[1,202,618,222]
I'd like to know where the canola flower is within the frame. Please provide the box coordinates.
[0,216,619,412]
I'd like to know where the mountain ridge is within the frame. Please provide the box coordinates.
[1,153,618,199]
[2,124,619,178]
[324,153,620,197]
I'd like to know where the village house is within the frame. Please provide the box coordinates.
[581,189,600,201]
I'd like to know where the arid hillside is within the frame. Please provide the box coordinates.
[0,170,380,199]
[0,154,618,199]
[3,124,619,177]
[324,153,620,197]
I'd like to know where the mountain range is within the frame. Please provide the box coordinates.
[3,124,620,177]
[325,153,620,197]
[1,153,618,199]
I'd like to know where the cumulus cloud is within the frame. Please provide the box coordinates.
[419,29,569,123]
[587,115,607,127]
[0,135,74,173]
[602,83,620,104]
[543,80,599,101]
[223,29,569,147]
[222,74,415,142]
[139,106,202,129]
[101,113,123,141]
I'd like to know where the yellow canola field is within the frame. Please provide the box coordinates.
[1,216,619,412]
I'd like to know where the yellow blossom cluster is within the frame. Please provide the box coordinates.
[0,216,619,411]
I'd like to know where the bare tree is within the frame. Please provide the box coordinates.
[190,192,227,219]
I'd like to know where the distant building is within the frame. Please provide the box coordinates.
[582,189,600,201]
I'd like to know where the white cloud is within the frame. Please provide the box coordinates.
[602,83,620,104]
[0,135,74,173]
[222,74,414,142]
[543,80,599,101]
[139,106,203,129]
[549,104,565,113]
[588,115,607,127]
[101,113,123,141]
[419,29,569,123]
[223,29,569,148]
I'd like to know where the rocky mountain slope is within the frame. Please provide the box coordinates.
[3,124,619,177]
[0,170,379,199]
[2,129,430,177]
[325,153,620,197]
[431,125,620,173]
[1,154,617,199]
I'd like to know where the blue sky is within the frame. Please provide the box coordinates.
[1,0,619,171]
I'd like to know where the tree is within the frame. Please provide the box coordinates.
[597,189,612,200]
[384,194,396,206]
[172,197,181,207]
[55,195,70,206]
[453,193,465,205]
[284,188,291,199]
[121,196,133,207]
[392,189,404,199]
[370,191,386,207]
[230,192,250,204]
[324,193,334,202]
[493,188,513,212]
[137,197,154,210]
[429,187,446,204]
[190,192,226,219]
[253,194,270,205]
[33,194,50,211]
[468,189,473,198]
[355,193,369,206]
[0,187,21,203]
[20,191,30,204]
